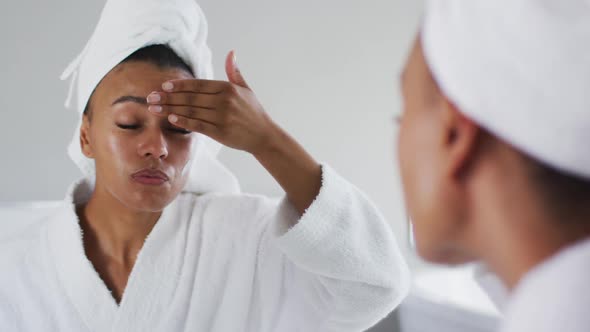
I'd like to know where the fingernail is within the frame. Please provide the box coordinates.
[232,52,239,70]
[162,82,174,92]
[147,93,161,103]
[148,105,162,113]
[169,114,178,123]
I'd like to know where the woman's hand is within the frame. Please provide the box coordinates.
[148,51,322,215]
[146,51,276,155]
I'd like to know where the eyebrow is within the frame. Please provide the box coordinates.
[111,95,148,106]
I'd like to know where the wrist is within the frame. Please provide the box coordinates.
[252,118,287,159]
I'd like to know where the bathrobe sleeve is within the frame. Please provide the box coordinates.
[254,164,410,331]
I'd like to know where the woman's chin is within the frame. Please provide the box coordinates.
[104,178,186,213]
[124,187,179,212]
[127,196,173,212]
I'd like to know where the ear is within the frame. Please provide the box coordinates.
[79,114,94,159]
[440,97,480,179]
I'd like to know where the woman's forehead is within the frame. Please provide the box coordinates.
[93,61,192,103]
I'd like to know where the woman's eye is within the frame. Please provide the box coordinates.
[117,123,140,130]
[169,127,192,135]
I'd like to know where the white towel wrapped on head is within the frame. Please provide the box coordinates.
[422,0,590,179]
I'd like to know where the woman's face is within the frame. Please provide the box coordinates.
[397,39,471,264]
[80,61,195,212]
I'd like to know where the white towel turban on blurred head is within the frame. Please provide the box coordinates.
[422,0,590,179]
[61,0,240,194]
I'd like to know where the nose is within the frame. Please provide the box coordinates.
[138,128,168,160]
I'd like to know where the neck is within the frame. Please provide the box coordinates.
[77,186,161,266]
[476,222,575,290]
[470,180,590,291]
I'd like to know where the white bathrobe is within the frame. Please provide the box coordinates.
[0,165,409,332]
[498,238,590,332]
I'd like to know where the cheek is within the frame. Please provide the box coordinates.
[397,122,412,184]
[398,113,450,256]
[106,133,134,158]
[398,114,430,212]
[168,135,195,180]
[92,128,137,173]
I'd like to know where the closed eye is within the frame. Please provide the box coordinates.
[117,123,140,130]
[168,127,191,135]
[116,123,190,134]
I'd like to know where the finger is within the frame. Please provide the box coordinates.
[147,91,219,109]
[225,50,250,89]
[149,104,220,124]
[161,79,228,94]
[168,114,220,138]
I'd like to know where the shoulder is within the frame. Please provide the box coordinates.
[175,191,283,233]
[502,240,590,332]
[0,202,64,273]
[0,224,52,321]
[0,217,51,259]
[0,225,42,253]
[180,191,280,217]
[0,222,48,286]
[0,204,71,306]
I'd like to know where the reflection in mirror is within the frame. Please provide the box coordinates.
[0,0,425,331]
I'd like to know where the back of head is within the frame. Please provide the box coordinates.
[421,0,590,224]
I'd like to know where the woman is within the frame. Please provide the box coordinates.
[0,0,409,331]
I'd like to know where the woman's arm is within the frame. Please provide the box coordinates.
[252,122,321,216]
[148,53,411,329]
[257,165,411,331]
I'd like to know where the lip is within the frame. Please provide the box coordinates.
[131,168,169,186]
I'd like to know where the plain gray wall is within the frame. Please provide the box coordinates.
[0,1,425,329]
